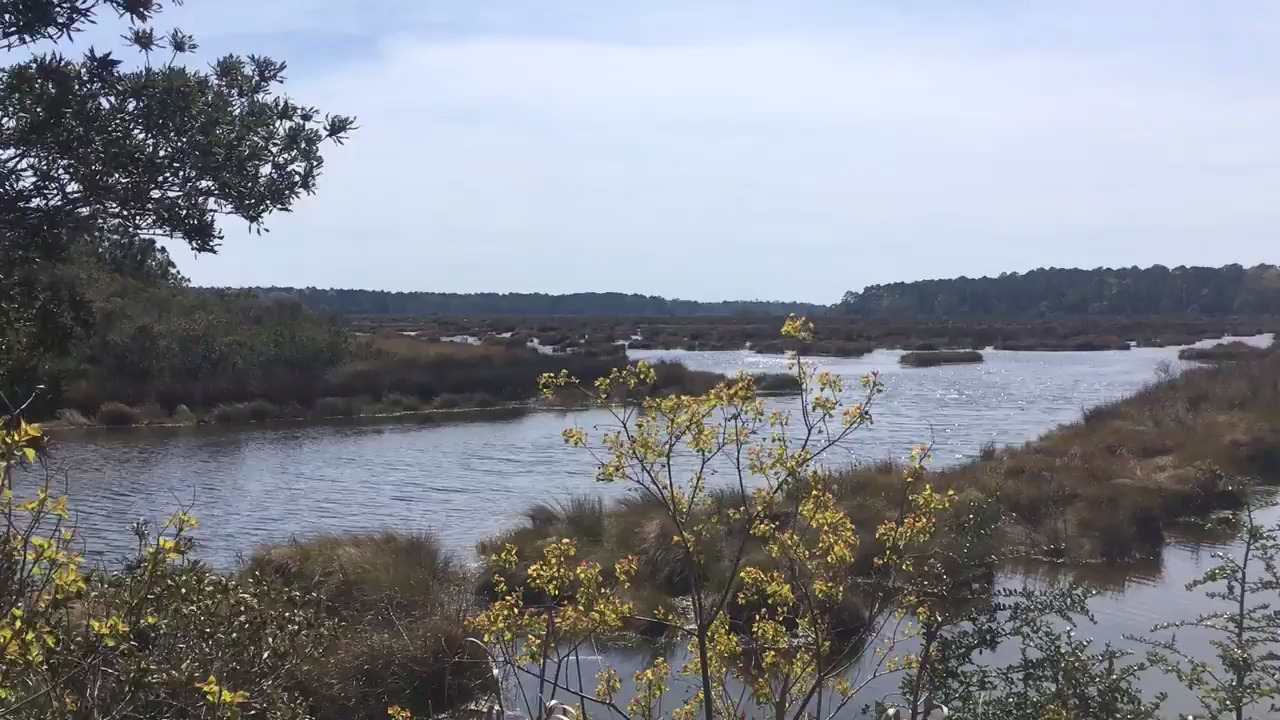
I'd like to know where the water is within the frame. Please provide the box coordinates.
[37,336,1277,716]
[48,343,1261,565]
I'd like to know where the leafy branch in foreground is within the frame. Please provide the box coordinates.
[1130,502,1280,720]
[470,317,975,720]
[1,406,332,718]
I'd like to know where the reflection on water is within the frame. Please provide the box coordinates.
[39,337,1279,716]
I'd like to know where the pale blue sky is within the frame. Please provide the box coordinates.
[85,2,1280,300]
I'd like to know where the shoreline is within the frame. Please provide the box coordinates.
[481,348,1280,587]
[43,388,805,432]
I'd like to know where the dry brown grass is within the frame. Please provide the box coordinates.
[362,335,524,360]
[831,353,1280,561]
[1178,340,1272,362]
[247,532,491,718]
[899,350,985,367]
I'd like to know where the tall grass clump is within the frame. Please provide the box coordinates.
[248,531,491,718]
[94,401,142,426]
[1178,341,1270,362]
[752,372,802,393]
[900,350,985,367]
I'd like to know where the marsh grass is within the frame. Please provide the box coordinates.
[485,353,1280,608]
[1178,341,1271,362]
[94,401,142,426]
[899,350,985,367]
[248,531,492,718]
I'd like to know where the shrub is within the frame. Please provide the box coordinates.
[55,408,91,426]
[248,532,491,718]
[644,360,725,396]
[249,531,465,618]
[0,432,331,719]
[378,392,424,413]
[1178,341,1269,362]
[280,401,308,419]
[752,372,802,393]
[314,396,362,417]
[138,402,168,423]
[246,398,283,422]
[996,336,1131,351]
[303,619,490,719]
[471,317,975,720]
[94,401,141,426]
[900,350,985,367]
[433,392,502,410]
[209,402,252,423]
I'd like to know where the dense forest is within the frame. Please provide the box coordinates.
[234,287,829,317]
[840,264,1280,318]
[240,264,1280,320]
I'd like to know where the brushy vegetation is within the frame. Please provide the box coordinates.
[6,1,1280,715]
[489,350,1280,580]
[246,532,492,718]
[9,318,1280,718]
[753,372,803,393]
[471,315,996,720]
[45,329,763,425]
[354,313,1276,357]
[994,335,1132,351]
[749,338,877,357]
[1178,340,1273,362]
[464,317,1280,720]
[899,350,985,367]
[0,422,492,720]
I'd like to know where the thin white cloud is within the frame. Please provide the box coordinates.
[133,1,1280,300]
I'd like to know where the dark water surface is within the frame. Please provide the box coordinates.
[44,337,1277,716]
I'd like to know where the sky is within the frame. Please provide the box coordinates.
[59,1,1280,301]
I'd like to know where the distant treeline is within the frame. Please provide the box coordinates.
[239,264,1280,320]
[840,264,1280,318]
[233,288,829,318]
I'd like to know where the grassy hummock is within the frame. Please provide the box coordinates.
[899,350,985,367]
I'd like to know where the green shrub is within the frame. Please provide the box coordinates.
[247,532,491,718]
[0,450,331,720]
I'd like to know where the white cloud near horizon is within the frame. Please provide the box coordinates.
[129,1,1280,301]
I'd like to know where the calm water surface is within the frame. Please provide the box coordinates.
[52,342,1271,565]
[43,336,1278,715]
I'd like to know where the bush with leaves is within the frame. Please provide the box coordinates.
[1131,502,1280,720]
[469,317,983,720]
[1,0,353,405]
[1,411,336,718]
[899,583,1163,719]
